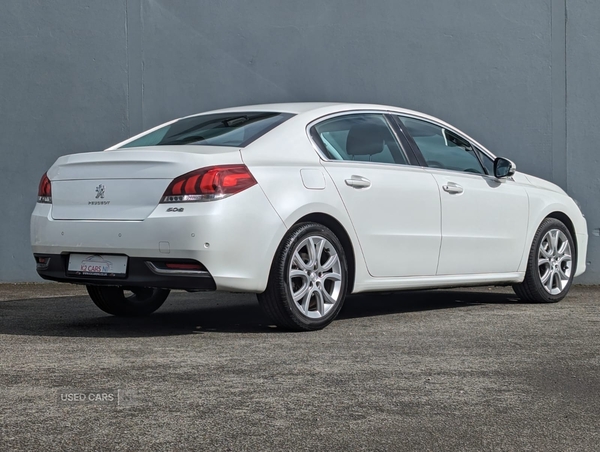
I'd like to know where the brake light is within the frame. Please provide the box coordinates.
[161,165,257,203]
[38,172,52,204]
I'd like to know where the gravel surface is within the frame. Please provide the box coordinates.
[1,284,599,451]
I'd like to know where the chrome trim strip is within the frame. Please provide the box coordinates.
[145,262,211,277]
[305,108,498,164]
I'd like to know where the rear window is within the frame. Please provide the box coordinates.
[120,112,293,149]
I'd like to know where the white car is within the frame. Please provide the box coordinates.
[31,103,588,330]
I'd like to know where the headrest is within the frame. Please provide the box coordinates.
[346,123,388,156]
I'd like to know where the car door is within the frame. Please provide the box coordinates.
[310,112,442,277]
[396,115,529,275]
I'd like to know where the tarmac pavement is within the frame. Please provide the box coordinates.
[1,283,599,451]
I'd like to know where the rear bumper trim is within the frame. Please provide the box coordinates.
[34,254,216,291]
[145,261,211,277]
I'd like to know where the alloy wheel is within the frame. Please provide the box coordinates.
[538,229,572,295]
[288,235,343,319]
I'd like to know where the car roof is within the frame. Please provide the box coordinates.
[194,102,346,115]
[185,102,430,117]
[186,102,465,132]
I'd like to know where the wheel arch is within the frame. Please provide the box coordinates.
[293,212,357,294]
[545,211,578,256]
[518,206,581,275]
[513,210,579,302]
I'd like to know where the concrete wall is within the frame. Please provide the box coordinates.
[1,0,598,282]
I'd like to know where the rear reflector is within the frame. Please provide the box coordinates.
[161,165,257,203]
[37,172,52,204]
[35,256,51,270]
[165,263,205,270]
[146,260,209,275]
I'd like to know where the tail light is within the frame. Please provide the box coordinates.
[38,172,52,204]
[161,165,257,203]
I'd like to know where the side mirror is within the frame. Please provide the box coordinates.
[494,157,516,178]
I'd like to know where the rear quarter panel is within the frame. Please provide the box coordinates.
[240,116,370,293]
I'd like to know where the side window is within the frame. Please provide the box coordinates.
[399,117,485,174]
[311,114,408,165]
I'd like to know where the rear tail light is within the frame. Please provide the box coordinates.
[37,172,52,204]
[161,165,257,203]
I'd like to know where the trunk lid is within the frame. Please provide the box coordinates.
[48,146,242,220]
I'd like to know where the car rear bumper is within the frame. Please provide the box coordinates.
[30,186,288,292]
[34,254,217,290]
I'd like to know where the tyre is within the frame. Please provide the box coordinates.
[86,285,170,316]
[513,218,576,303]
[257,222,349,331]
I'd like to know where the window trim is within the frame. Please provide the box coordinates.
[474,145,495,176]
[306,110,419,167]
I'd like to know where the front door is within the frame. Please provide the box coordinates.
[397,115,529,275]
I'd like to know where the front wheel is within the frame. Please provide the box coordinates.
[86,285,170,316]
[513,218,576,303]
[257,222,349,331]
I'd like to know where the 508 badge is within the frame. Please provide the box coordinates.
[166,207,184,212]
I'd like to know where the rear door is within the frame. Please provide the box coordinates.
[311,112,442,277]
[395,115,529,275]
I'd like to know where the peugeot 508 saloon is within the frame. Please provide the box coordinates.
[31,103,588,330]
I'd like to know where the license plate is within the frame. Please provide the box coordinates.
[67,254,128,277]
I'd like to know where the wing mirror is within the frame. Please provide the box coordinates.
[494,157,516,178]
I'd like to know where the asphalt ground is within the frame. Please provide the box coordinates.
[1,283,599,451]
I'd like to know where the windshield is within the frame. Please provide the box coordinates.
[120,112,293,149]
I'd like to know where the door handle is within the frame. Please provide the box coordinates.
[345,176,371,189]
[442,182,464,194]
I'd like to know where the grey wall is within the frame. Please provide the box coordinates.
[1,0,598,282]
[567,0,600,283]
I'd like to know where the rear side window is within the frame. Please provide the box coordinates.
[121,112,293,149]
[311,114,409,165]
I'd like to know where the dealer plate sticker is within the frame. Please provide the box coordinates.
[67,254,128,276]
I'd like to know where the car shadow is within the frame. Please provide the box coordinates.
[339,288,520,320]
[0,288,524,338]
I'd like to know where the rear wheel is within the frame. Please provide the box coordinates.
[258,222,349,331]
[513,218,576,303]
[86,285,170,316]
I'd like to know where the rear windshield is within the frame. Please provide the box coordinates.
[120,112,293,149]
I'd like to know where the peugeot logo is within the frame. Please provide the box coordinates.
[95,184,105,199]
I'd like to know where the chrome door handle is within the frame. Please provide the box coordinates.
[345,176,371,189]
[442,183,463,194]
